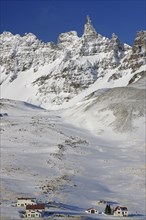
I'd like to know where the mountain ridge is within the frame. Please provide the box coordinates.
[0,16,146,108]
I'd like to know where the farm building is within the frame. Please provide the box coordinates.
[24,204,45,218]
[16,197,36,207]
[85,208,98,214]
[114,206,128,217]
[25,210,41,218]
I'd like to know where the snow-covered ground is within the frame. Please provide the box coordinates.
[0,97,145,219]
[0,19,145,220]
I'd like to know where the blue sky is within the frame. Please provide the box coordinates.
[0,0,145,45]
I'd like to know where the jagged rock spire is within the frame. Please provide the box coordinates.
[83,15,97,40]
[132,31,146,54]
[86,15,91,25]
[111,33,124,51]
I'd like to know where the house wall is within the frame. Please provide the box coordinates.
[85,209,98,214]
[26,209,44,213]
[114,210,123,216]
[114,210,128,217]
[123,211,128,216]
[25,211,41,218]
[16,199,36,207]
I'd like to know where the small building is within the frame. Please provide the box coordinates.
[85,208,98,214]
[16,197,36,207]
[24,204,45,218]
[114,206,128,217]
[24,210,41,218]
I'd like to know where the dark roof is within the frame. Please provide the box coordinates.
[121,207,128,211]
[26,204,45,210]
[17,197,36,200]
[114,206,128,211]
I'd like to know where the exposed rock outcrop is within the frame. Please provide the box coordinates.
[0,16,145,107]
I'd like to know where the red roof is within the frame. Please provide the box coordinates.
[26,204,45,210]
[17,197,36,200]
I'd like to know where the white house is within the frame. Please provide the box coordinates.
[24,204,45,218]
[16,197,36,207]
[114,206,128,217]
[25,210,41,218]
[85,208,99,214]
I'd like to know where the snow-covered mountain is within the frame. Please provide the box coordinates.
[0,16,145,108]
[0,16,146,219]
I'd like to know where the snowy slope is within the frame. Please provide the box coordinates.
[63,82,145,140]
[0,99,145,219]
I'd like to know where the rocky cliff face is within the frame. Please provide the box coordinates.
[129,31,146,70]
[0,16,145,108]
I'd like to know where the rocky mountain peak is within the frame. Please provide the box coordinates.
[82,15,98,40]
[57,31,79,52]
[0,18,145,108]
[110,33,124,51]
[128,30,146,71]
[132,31,146,54]
[58,31,79,44]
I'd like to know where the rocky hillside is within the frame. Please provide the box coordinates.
[0,16,145,108]
[64,84,145,138]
